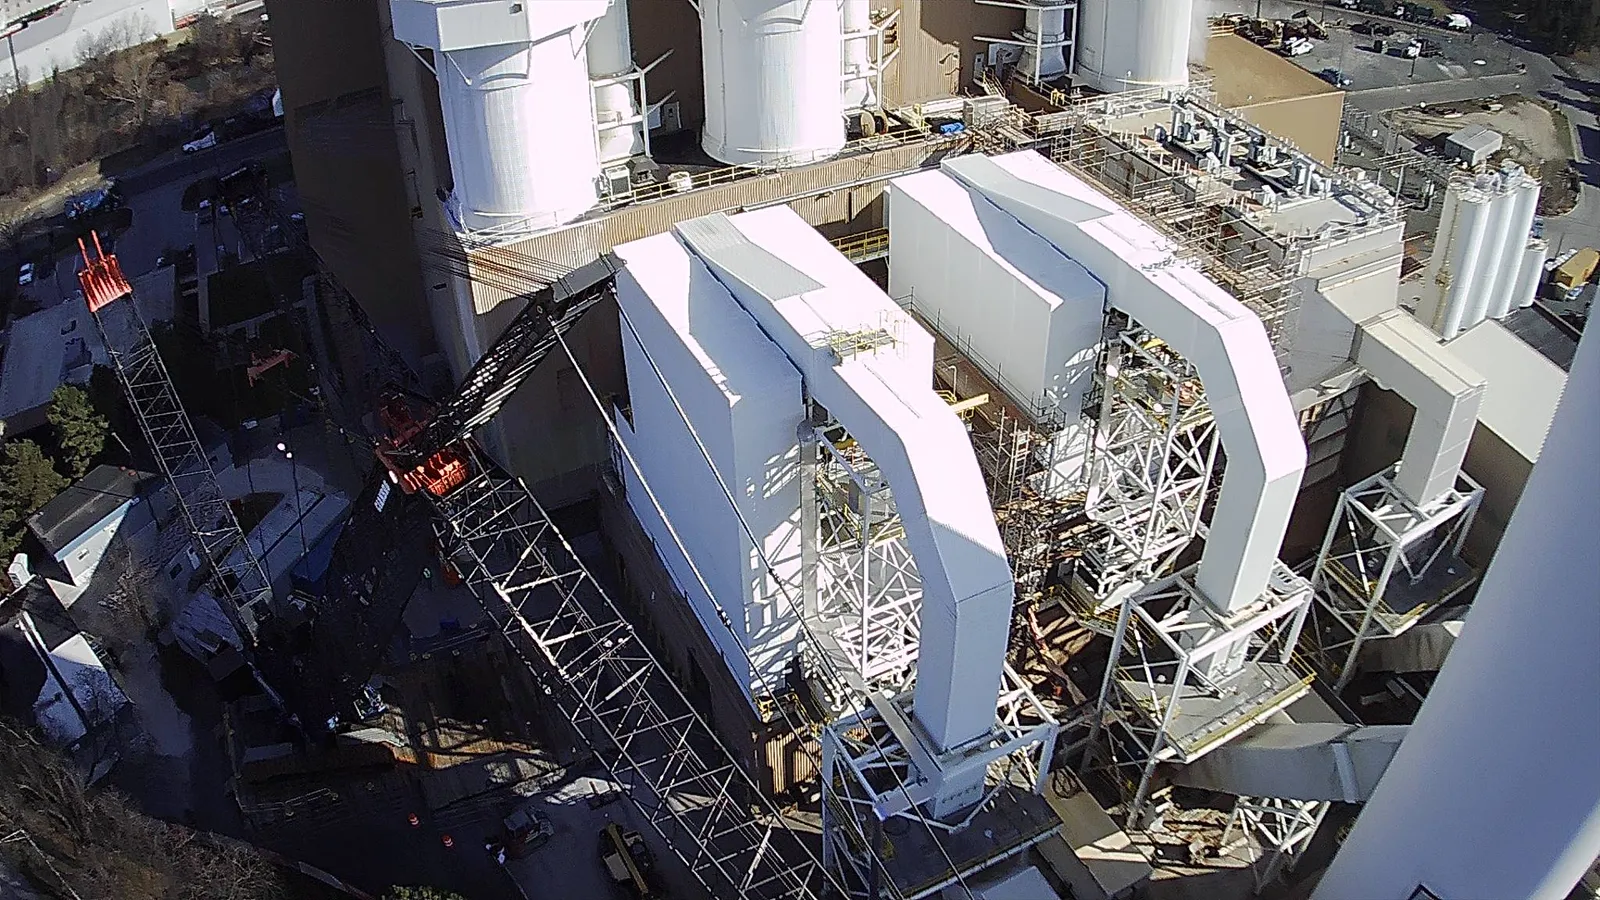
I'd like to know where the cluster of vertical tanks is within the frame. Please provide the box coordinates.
[1420,163,1547,340]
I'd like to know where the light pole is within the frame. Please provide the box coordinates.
[0,23,23,93]
[277,442,307,557]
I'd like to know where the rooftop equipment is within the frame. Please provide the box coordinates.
[700,0,847,167]
[1074,0,1192,93]
[390,0,611,235]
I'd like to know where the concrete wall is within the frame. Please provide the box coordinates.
[266,0,438,369]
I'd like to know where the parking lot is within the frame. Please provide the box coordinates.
[3,126,290,323]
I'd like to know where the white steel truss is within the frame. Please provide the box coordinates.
[1307,465,1482,691]
[1086,562,1314,824]
[1223,795,1329,893]
[804,419,924,692]
[820,665,1060,900]
[1076,318,1220,610]
[88,292,274,644]
[433,461,836,900]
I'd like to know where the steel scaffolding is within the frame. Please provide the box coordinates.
[1305,466,1482,691]
[1224,795,1330,891]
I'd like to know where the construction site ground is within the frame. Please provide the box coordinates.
[1389,93,1580,213]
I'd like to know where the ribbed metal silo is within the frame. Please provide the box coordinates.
[701,0,845,168]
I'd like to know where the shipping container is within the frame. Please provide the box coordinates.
[1553,248,1599,291]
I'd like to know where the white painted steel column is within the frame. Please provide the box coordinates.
[589,0,645,164]
[1314,328,1600,900]
[840,0,876,110]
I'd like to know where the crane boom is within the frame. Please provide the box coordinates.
[77,234,274,647]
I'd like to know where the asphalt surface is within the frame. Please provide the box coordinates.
[18,126,288,313]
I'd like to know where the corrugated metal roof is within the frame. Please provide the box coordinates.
[1445,124,1503,155]
[675,213,822,301]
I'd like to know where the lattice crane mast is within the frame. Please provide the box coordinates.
[76,234,275,652]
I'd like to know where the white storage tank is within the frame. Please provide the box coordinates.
[390,0,610,234]
[1485,167,1541,318]
[1075,0,1192,93]
[701,0,846,167]
[1511,239,1549,312]
[1466,174,1516,327]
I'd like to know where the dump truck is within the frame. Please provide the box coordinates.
[1552,248,1599,301]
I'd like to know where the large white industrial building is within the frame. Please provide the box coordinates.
[258,0,1598,896]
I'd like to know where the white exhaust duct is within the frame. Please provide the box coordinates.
[700,0,845,167]
[391,0,609,234]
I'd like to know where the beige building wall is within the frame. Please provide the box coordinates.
[885,0,1023,104]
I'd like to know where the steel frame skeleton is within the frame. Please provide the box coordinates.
[1086,562,1314,824]
[1075,316,1220,610]
[433,460,833,900]
[804,417,925,692]
[1223,795,1330,892]
[1306,465,1482,691]
[820,664,1059,900]
[80,244,273,645]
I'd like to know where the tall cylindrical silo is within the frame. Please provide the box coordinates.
[590,0,645,164]
[1465,176,1515,329]
[1420,181,1464,336]
[1074,0,1191,92]
[1486,170,1541,319]
[1313,327,1600,900]
[391,0,608,234]
[840,0,876,110]
[701,0,845,168]
[1511,238,1549,312]
[1017,0,1070,82]
[1439,183,1492,340]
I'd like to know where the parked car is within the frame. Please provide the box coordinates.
[1319,68,1353,87]
[1282,36,1314,56]
[1374,23,1396,36]
[1351,20,1373,34]
[197,199,215,225]
[182,129,217,154]
[16,261,33,286]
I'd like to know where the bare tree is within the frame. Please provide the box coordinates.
[103,49,168,132]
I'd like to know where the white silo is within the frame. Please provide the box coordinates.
[1511,238,1549,312]
[1428,179,1493,340]
[390,0,610,234]
[1075,0,1192,93]
[1313,327,1600,900]
[1465,174,1515,327]
[1016,0,1071,83]
[1485,167,1541,318]
[701,0,845,168]
[589,0,645,164]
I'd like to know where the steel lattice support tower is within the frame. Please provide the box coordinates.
[78,236,274,645]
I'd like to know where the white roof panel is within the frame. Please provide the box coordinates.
[1447,318,1568,461]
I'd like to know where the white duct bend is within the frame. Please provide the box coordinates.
[672,209,1013,760]
[1349,309,1485,507]
[941,152,1304,617]
[390,0,607,233]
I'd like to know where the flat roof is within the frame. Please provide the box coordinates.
[1207,33,1341,108]
[0,295,97,426]
[27,465,144,556]
[1447,318,1569,462]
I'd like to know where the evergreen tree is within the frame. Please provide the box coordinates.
[0,439,70,559]
[47,383,108,479]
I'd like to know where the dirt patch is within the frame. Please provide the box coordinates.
[1390,93,1579,213]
